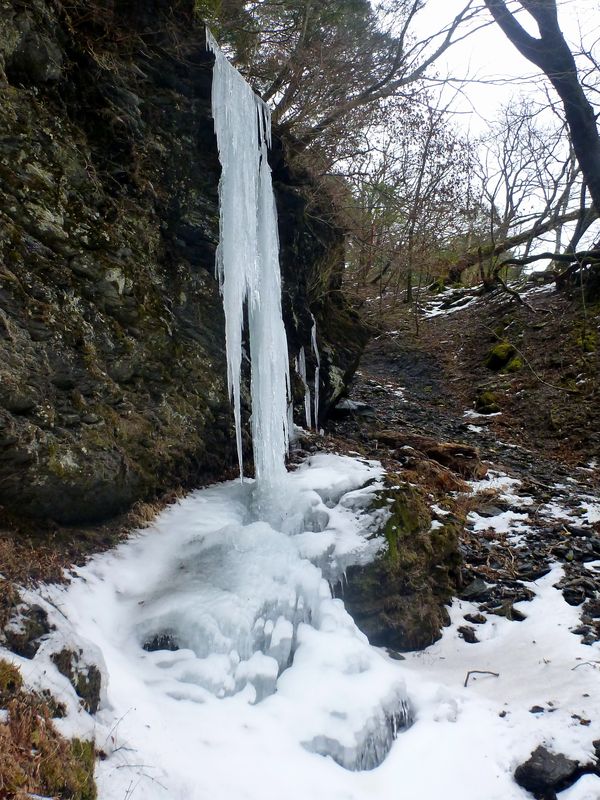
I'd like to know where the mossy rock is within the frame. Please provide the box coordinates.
[485,341,516,371]
[475,389,500,414]
[335,480,462,651]
[3,604,52,659]
[51,648,102,713]
[379,483,431,564]
[504,356,523,373]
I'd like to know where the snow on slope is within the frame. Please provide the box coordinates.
[2,454,599,800]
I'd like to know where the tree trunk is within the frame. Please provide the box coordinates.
[484,0,600,212]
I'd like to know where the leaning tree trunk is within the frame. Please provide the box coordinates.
[484,0,600,213]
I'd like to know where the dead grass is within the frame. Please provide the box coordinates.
[0,660,96,799]
[0,484,190,592]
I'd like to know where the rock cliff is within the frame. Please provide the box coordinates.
[0,0,365,525]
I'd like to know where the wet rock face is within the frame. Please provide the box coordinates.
[270,137,368,424]
[0,1,361,524]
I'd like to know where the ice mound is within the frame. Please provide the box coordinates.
[37,455,413,797]
[133,519,322,699]
[279,597,413,771]
[304,705,412,771]
[121,455,391,704]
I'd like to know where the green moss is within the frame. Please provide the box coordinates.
[576,329,597,353]
[429,276,447,294]
[0,659,23,702]
[505,355,523,373]
[485,341,516,371]
[375,481,431,565]
[475,389,500,414]
[46,441,81,481]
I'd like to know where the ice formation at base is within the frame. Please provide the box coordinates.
[11,463,600,800]
[39,455,412,794]
[207,30,290,490]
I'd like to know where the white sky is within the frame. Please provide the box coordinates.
[414,0,600,132]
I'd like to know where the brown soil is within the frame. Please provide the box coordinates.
[365,282,600,470]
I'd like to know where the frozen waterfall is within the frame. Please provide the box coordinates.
[10,39,416,800]
[39,32,409,786]
[207,31,290,490]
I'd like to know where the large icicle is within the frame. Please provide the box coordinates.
[207,31,290,489]
[310,314,321,429]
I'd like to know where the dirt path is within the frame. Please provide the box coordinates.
[327,323,600,649]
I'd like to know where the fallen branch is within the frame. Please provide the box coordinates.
[464,669,499,687]
[494,272,536,311]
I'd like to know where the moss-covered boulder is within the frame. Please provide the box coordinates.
[485,341,522,372]
[335,479,462,651]
[475,389,501,414]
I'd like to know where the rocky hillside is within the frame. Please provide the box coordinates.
[0,0,364,526]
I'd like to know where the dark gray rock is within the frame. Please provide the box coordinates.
[331,399,377,420]
[514,745,579,796]
[460,578,491,601]
[457,625,479,643]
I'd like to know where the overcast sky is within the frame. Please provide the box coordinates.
[414,0,600,133]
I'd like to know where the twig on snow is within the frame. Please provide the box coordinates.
[464,669,500,687]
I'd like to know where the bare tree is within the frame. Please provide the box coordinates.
[484,0,600,211]
[340,93,477,318]
[471,98,588,277]
[201,0,486,157]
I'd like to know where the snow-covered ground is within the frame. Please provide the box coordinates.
[2,454,599,800]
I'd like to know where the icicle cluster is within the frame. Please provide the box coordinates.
[207,31,290,489]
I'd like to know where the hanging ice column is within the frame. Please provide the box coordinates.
[207,32,290,489]
[310,314,321,428]
[295,347,312,429]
